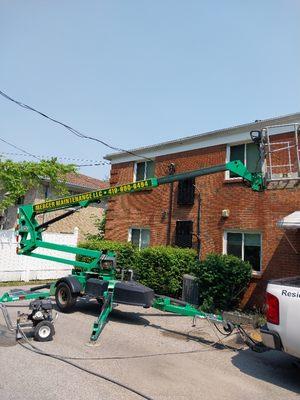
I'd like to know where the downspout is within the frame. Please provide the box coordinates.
[194,185,201,259]
[166,163,176,245]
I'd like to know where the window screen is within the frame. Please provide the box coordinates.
[227,232,242,258]
[131,229,141,247]
[244,233,261,272]
[226,232,261,272]
[246,143,261,174]
[135,161,154,181]
[130,228,150,249]
[136,163,146,181]
[230,145,245,177]
[146,161,155,179]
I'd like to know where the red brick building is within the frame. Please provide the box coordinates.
[104,114,300,307]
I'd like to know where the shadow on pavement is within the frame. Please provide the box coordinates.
[71,298,151,326]
[232,348,300,394]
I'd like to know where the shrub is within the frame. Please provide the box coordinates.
[77,239,136,269]
[78,240,198,297]
[194,253,252,312]
[134,246,198,297]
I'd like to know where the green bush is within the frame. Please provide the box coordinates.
[134,246,198,297]
[77,239,136,269]
[77,240,250,310]
[194,253,252,312]
[78,240,197,297]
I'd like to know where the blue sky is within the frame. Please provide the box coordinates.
[1,1,299,179]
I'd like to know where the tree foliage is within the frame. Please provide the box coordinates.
[0,158,76,211]
[86,210,107,240]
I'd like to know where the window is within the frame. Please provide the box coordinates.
[175,220,193,248]
[129,228,150,249]
[177,178,195,205]
[227,143,261,178]
[134,161,154,181]
[224,231,262,272]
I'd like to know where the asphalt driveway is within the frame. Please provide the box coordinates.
[0,287,299,400]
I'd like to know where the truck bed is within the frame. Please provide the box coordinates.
[261,276,300,359]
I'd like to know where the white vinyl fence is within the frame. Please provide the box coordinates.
[0,228,79,282]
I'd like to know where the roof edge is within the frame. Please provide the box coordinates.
[104,112,300,161]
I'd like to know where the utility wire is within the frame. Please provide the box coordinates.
[0,151,109,167]
[0,151,110,165]
[0,89,153,162]
[18,340,155,400]
[0,136,40,160]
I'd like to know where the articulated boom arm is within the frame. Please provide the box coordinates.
[17,160,264,268]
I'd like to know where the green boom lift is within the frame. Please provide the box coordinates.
[0,160,264,342]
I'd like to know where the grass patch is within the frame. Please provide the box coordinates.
[0,279,56,287]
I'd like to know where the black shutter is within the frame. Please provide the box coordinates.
[175,220,193,248]
[177,178,195,205]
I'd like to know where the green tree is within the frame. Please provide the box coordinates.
[0,158,76,212]
[86,210,107,240]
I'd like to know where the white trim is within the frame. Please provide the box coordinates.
[133,162,138,182]
[105,114,300,164]
[223,230,262,273]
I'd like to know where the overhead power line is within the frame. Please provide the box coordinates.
[0,89,153,162]
[0,151,110,165]
[0,136,40,160]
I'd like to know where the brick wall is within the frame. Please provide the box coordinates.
[106,139,300,308]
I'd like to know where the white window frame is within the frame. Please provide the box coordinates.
[225,141,259,180]
[223,230,262,275]
[128,227,150,249]
[133,161,153,182]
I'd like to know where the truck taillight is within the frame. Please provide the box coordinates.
[266,292,280,325]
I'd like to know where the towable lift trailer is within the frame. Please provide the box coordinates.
[0,160,264,342]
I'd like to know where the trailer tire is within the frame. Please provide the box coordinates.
[34,321,55,342]
[55,282,77,312]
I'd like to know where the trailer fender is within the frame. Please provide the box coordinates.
[55,276,82,294]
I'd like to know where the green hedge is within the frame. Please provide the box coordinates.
[134,246,198,297]
[193,253,252,312]
[78,239,197,297]
[77,240,251,310]
[78,239,136,269]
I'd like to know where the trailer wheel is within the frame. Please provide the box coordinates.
[55,282,77,312]
[34,321,55,342]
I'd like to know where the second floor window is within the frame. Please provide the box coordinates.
[228,143,261,178]
[134,161,154,181]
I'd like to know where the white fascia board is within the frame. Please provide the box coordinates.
[107,121,300,165]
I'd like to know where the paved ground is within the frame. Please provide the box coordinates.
[0,286,299,400]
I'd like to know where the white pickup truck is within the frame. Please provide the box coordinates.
[260,276,300,359]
